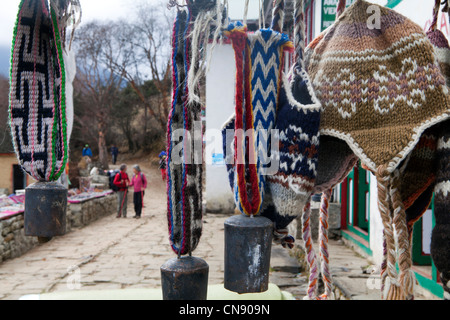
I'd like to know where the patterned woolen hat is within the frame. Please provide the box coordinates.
[305,0,450,300]
[431,122,450,300]
[402,27,450,236]
[306,0,450,174]
[427,21,450,300]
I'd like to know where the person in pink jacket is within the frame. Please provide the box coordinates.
[129,164,147,219]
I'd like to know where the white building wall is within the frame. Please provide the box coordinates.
[204,44,236,213]
[369,172,384,266]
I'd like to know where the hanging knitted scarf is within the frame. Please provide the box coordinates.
[305,0,450,300]
[223,2,293,217]
[167,1,215,256]
[9,0,68,182]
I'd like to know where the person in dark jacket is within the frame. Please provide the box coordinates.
[111,145,119,165]
[113,164,130,218]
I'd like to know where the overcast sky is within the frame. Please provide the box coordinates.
[0,0,260,48]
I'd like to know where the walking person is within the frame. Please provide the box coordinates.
[129,165,147,219]
[158,151,167,181]
[113,164,130,218]
[111,144,119,165]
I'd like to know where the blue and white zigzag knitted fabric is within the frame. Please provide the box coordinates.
[248,29,292,203]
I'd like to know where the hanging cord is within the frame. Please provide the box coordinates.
[168,0,187,9]
[50,0,82,51]
[336,0,346,19]
[271,0,285,33]
[318,189,334,300]
[258,0,262,29]
[187,0,230,105]
[293,0,318,300]
[293,0,305,68]
[430,0,442,31]
[442,0,449,13]
[243,0,250,25]
[187,8,216,104]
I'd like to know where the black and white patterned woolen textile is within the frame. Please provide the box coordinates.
[9,0,68,182]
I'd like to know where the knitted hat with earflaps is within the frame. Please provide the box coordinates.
[306,0,450,173]
[265,0,322,248]
[431,121,450,300]
[314,136,358,193]
[305,0,450,300]
[401,10,450,238]
[427,3,450,298]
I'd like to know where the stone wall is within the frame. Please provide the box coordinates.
[66,194,117,231]
[0,194,117,263]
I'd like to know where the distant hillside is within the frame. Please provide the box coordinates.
[0,45,11,77]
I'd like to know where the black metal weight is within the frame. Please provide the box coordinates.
[160,256,209,300]
[24,181,67,242]
[224,214,273,294]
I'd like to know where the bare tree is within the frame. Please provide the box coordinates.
[73,21,124,168]
[104,1,174,131]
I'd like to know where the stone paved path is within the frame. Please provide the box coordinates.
[0,161,439,300]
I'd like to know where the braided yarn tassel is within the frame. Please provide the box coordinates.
[301,199,319,299]
[318,189,334,300]
[271,0,285,33]
[390,170,416,300]
[376,166,401,299]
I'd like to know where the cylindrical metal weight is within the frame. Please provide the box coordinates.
[24,181,67,239]
[224,214,273,294]
[160,256,209,300]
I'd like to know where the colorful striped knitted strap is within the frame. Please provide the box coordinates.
[224,19,293,217]
[9,0,68,182]
[167,3,204,257]
[223,23,260,216]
